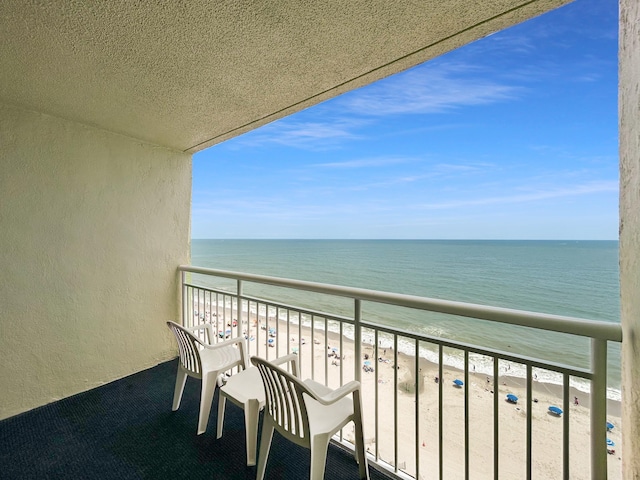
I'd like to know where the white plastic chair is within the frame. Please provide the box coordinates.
[216,353,299,466]
[166,320,248,435]
[251,356,370,480]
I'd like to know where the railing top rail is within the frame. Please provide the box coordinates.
[179,265,622,342]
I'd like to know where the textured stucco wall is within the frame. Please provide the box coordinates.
[619,0,640,477]
[0,103,190,419]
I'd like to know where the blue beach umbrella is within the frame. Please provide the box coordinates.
[606,422,614,431]
[606,438,615,447]
[548,406,563,416]
[506,394,518,404]
[453,379,464,387]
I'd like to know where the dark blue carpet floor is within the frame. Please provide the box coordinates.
[0,359,389,480]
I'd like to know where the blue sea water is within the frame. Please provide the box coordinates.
[191,239,621,399]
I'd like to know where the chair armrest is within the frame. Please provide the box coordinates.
[269,353,300,378]
[305,380,361,406]
[186,323,215,344]
[202,336,250,369]
[202,335,247,350]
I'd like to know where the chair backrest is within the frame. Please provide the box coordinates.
[251,356,313,448]
[167,321,205,376]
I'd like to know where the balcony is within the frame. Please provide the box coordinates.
[0,265,622,480]
[179,265,622,480]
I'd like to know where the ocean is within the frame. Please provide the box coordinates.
[190,239,621,400]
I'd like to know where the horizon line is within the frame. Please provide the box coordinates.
[191,238,619,242]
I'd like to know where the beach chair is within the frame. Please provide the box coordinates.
[166,320,248,435]
[251,356,370,480]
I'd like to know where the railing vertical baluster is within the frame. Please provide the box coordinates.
[563,373,570,480]
[236,280,242,339]
[464,349,469,480]
[263,303,267,358]
[256,301,262,358]
[438,344,444,480]
[246,301,251,355]
[493,356,499,480]
[324,317,329,386]
[194,287,199,327]
[394,334,398,472]
[286,310,290,355]
[339,321,344,389]
[415,338,420,480]
[374,329,380,461]
[591,338,608,480]
[265,303,269,358]
[526,363,533,480]
[247,299,258,355]
[354,299,362,384]
[276,307,281,358]
[197,287,201,326]
[216,291,219,332]
[298,311,302,374]
[311,315,315,381]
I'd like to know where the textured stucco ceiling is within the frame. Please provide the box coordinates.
[0,0,570,153]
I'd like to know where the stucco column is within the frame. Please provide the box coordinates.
[619,0,640,478]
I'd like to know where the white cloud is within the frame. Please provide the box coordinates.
[414,181,618,210]
[311,156,415,169]
[233,117,368,150]
[340,63,521,115]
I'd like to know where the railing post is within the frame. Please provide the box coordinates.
[591,338,607,480]
[354,299,362,384]
[180,269,188,327]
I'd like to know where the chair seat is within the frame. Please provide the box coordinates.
[304,379,355,435]
[221,366,265,406]
[200,344,242,371]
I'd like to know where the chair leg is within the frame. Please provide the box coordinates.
[255,420,275,480]
[172,369,188,411]
[309,435,330,480]
[216,393,227,439]
[244,398,260,466]
[197,371,219,435]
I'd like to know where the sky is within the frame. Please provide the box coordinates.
[192,0,619,240]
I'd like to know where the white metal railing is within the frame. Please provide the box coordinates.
[178,265,622,480]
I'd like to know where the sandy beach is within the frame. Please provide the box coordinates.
[204,305,622,479]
